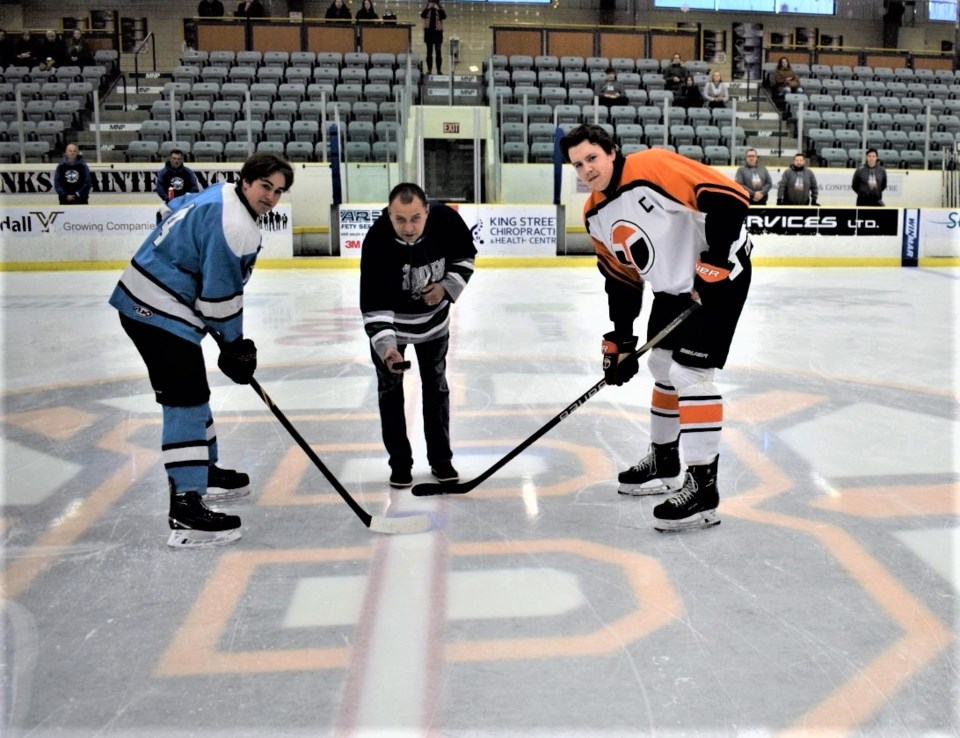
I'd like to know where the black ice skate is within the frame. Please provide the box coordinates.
[168,481,242,548]
[618,439,684,496]
[206,464,251,502]
[652,457,721,532]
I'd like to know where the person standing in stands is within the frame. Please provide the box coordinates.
[234,0,267,18]
[421,0,446,75]
[735,148,773,205]
[355,0,379,21]
[851,148,887,206]
[54,142,93,205]
[777,153,819,206]
[325,0,352,20]
[198,0,226,16]
[156,148,201,203]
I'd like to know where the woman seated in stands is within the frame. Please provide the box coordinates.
[772,56,803,97]
[355,0,379,21]
[675,74,705,109]
[703,70,729,108]
[64,28,93,67]
[325,0,353,20]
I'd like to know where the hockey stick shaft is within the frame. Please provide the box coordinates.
[412,300,700,496]
[248,377,374,527]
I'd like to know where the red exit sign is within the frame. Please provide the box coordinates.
[443,122,460,134]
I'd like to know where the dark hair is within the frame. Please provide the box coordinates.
[170,148,185,157]
[866,147,878,156]
[559,124,616,163]
[389,182,429,207]
[240,152,294,190]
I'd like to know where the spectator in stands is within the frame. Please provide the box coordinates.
[156,148,202,204]
[883,0,905,49]
[198,0,226,16]
[675,74,705,109]
[234,0,267,18]
[771,57,802,98]
[355,0,379,21]
[594,67,626,111]
[54,143,93,205]
[325,0,353,20]
[777,153,818,206]
[64,28,93,67]
[663,53,687,94]
[421,0,446,75]
[13,30,39,68]
[0,29,14,69]
[703,70,729,109]
[735,148,773,205]
[851,148,887,206]
[37,29,62,68]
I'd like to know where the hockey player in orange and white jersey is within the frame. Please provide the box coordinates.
[560,124,753,532]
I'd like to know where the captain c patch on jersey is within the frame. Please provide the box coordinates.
[609,220,655,275]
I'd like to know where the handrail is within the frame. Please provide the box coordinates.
[132,31,158,84]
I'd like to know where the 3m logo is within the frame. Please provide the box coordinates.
[344,239,361,249]
[609,220,653,274]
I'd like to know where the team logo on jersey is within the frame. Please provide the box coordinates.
[609,220,654,274]
[64,170,80,184]
[134,305,153,318]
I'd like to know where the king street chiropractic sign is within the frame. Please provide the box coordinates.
[339,204,559,258]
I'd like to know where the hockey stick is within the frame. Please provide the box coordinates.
[213,330,432,534]
[411,301,701,497]
[248,378,433,534]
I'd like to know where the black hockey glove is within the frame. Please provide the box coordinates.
[602,332,639,386]
[776,198,784,205]
[218,337,257,384]
[694,252,734,305]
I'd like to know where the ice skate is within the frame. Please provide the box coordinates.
[653,457,721,532]
[167,482,242,548]
[206,464,251,501]
[618,439,684,496]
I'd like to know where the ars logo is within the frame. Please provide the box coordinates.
[609,220,654,274]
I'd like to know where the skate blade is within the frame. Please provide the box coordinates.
[167,528,242,548]
[205,485,251,502]
[654,509,721,532]
[618,474,684,496]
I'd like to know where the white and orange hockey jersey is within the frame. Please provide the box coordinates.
[583,148,752,300]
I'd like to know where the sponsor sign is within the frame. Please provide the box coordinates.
[746,208,899,237]
[338,205,384,254]
[0,204,294,261]
[918,209,960,258]
[340,204,558,258]
[1,168,241,196]
[901,209,920,266]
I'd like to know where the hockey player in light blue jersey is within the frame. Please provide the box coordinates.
[109,152,294,548]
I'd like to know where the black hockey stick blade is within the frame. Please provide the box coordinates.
[411,300,701,497]
[249,378,433,534]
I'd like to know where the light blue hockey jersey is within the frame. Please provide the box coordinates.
[109,182,262,344]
